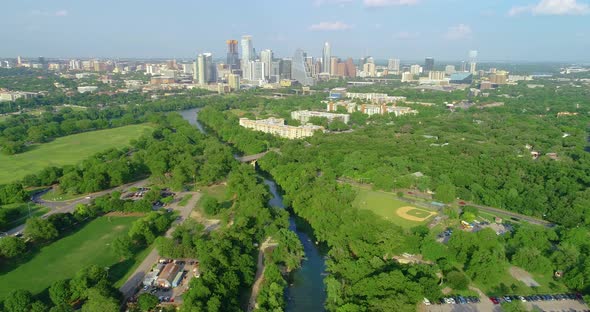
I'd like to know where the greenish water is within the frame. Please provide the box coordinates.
[181,108,327,312]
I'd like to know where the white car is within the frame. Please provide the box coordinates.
[423,298,431,306]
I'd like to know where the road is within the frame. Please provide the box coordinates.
[5,179,150,236]
[119,192,201,300]
[463,202,552,227]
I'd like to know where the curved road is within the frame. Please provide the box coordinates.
[5,179,149,236]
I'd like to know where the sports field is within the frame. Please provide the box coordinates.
[0,124,153,184]
[0,216,141,298]
[352,187,437,228]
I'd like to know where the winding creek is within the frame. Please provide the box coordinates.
[179,108,327,311]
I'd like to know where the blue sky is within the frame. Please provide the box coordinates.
[1,0,589,61]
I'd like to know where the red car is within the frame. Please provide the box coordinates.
[489,297,500,304]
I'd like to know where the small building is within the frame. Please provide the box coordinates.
[143,271,158,287]
[157,263,181,288]
[171,271,185,288]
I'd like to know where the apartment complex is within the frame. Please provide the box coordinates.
[343,91,406,104]
[0,90,38,102]
[326,100,418,117]
[291,110,350,124]
[239,117,324,139]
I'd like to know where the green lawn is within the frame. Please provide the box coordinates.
[0,203,49,231]
[0,216,142,298]
[0,124,153,184]
[352,186,436,228]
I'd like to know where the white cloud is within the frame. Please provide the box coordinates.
[509,0,589,16]
[309,21,353,31]
[313,0,353,6]
[54,10,68,17]
[31,9,69,17]
[364,0,419,7]
[393,31,420,40]
[444,24,472,40]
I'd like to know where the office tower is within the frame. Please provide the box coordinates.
[424,57,434,72]
[401,72,414,82]
[241,35,254,79]
[260,49,273,79]
[345,58,356,78]
[291,49,315,86]
[279,59,292,80]
[363,62,376,77]
[410,64,422,75]
[445,65,456,75]
[330,57,339,76]
[249,60,265,81]
[460,61,467,72]
[182,63,193,74]
[226,40,240,70]
[388,59,400,73]
[16,56,22,66]
[468,50,478,75]
[314,60,322,78]
[69,59,81,70]
[322,42,331,74]
[336,63,346,77]
[271,61,281,82]
[197,53,215,85]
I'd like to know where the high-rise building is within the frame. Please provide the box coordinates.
[428,71,445,80]
[228,73,240,90]
[260,49,273,79]
[249,60,265,81]
[410,64,422,75]
[279,59,292,80]
[197,53,215,85]
[470,62,477,75]
[424,57,434,72]
[460,61,467,72]
[468,50,478,75]
[363,63,376,77]
[16,56,22,66]
[330,57,339,76]
[322,42,331,74]
[226,40,240,70]
[445,65,456,75]
[241,35,254,79]
[345,58,356,78]
[69,59,81,70]
[388,59,400,73]
[291,49,315,86]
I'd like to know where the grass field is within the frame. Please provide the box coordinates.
[0,216,142,298]
[352,186,437,228]
[0,124,153,184]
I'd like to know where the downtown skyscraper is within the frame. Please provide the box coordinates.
[322,42,331,74]
[241,35,255,80]
[260,49,273,80]
[226,40,239,71]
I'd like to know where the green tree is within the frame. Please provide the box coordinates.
[49,279,72,306]
[435,183,456,203]
[446,271,469,290]
[137,293,159,311]
[3,289,33,312]
[201,195,219,215]
[0,236,26,258]
[112,235,134,259]
[81,288,119,312]
[24,217,59,241]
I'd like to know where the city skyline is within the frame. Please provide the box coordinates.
[1,0,589,61]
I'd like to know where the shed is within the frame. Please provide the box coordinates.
[157,263,181,288]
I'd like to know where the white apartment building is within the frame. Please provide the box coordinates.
[291,110,350,124]
[239,117,324,139]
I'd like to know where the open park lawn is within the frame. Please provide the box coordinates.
[0,124,153,184]
[352,186,437,228]
[0,216,141,298]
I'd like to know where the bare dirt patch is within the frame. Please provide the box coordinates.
[396,206,437,222]
[509,266,540,287]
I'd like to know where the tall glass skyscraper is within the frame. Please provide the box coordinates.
[291,49,315,86]
[241,35,254,80]
[322,42,331,74]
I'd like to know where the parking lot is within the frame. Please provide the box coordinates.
[426,295,589,312]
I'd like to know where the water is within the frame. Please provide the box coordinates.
[178,107,206,134]
[179,108,327,312]
[264,178,327,312]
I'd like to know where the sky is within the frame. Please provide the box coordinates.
[1,0,589,62]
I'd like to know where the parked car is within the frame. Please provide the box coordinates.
[503,296,512,302]
[489,297,500,304]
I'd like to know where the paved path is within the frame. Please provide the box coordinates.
[119,192,201,300]
[6,179,149,236]
[247,238,278,312]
